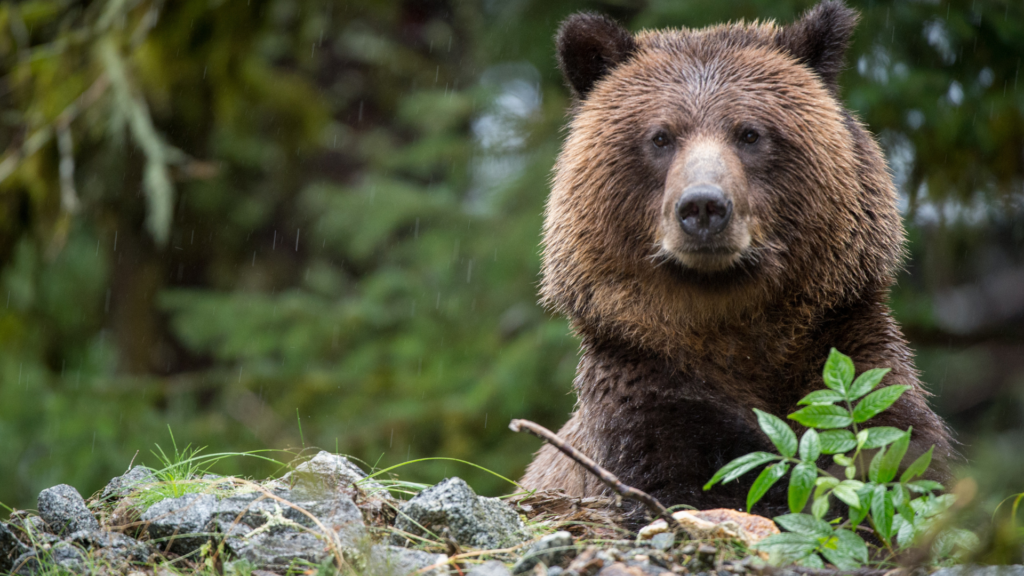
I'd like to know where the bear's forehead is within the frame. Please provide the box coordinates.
[615,23,822,95]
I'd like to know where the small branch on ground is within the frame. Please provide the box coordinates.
[509,418,679,529]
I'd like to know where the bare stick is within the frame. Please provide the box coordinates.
[509,418,679,529]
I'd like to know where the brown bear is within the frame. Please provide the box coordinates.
[520,1,954,516]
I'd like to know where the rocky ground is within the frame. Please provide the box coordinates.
[0,451,1019,576]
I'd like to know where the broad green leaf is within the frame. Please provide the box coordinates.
[812,493,831,519]
[856,429,869,449]
[754,532,818,558]
[755,408,797,458]
[862,426,905,449]
[814,476,840,498]
[789,405,852,429]
[822,348,855,394]
[799,552,825,569]
[774,513,833,538]
[819,430,857,454]
[900,446,934,482]
[833,481,861,508]
[833,529,869,564]
[876,428,912,483]
[908,480,944,493]
[833,454,853,467]
[846,368,891,400]
[895,488,915,524]
[869,445,887,483]
[871,485,895,540]
[703,451,777,490]
[799,428,821,462]
[798,389,845,406]
[848,485,871,527]
[852,385,910,423]
[788,463,817,513]
[932,528,980,560]
[747,462,789,512]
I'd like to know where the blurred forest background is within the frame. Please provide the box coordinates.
[0,0,1022,515]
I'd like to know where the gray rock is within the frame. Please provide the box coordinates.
[284,451,389,498]
[49,541,88,573]
[932,567,1024,576]
[0,523,30,574]
[468,560,513,576]
[9,552,39,575]
[649,532,674,551]
[140,492,218,554]
[102,466,158,500]
[68,529,152,564]
[37,484,100,535]
[213,488,366,570]
[367,544,448,576]
[391,477,526,550]
[512,531,575,574]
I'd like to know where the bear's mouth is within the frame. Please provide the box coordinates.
[657,248,763,291]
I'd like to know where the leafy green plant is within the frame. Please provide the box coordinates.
[704,348,976,568]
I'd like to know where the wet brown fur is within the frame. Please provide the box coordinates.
[521,2,954,516]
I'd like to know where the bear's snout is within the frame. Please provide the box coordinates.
[675,185,733,239]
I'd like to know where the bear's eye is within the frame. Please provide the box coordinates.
[741,129,760,144]
[651,131,672,148]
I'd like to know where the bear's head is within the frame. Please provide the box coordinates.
[542,1,905,352]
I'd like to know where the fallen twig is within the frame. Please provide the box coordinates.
[509,419,679,529]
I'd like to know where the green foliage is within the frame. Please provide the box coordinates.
[705,349,979,568]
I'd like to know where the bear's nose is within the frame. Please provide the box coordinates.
[675,186,733,238]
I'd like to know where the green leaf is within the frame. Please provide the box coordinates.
[833,481,861,509]
[747,462,789,512]
[893,485,915,523]
[908,480,944,493]
[755,408,798,458]
[862,426,905,449]
[846,368,891,400]
[876,428,912,483]
[871,485,895,541]
[900,446,934,483]
[789,405,853,429]
[814,476,840,498]
[798,389,845,406]
[852,385,910,423]
[869,445,886,483]
[833,454,853,467]
[825,529,869,567]
[754,532,818,558]
[822,348,855,394]
[819,430,857,454]
[848,486,870,527]
[703,451,778,490]
[775,513,833,538]
[788,463,817,513]
[799,429,821,462]
[801,552,826,569]
[812,493,831,519]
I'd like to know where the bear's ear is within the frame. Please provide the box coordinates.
[556,13,638,100]
[775,1,858,94]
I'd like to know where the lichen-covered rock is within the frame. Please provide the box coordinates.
[37,484,100,535]
[0,523,30,574]
[391,477,526,550]
[367,545,448,576]
[213,487,366,570]
[140,493,218,554]
[68,529,152,565]
[102,466,158,500]
[512,531,575,574]
[285,451,389,498]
